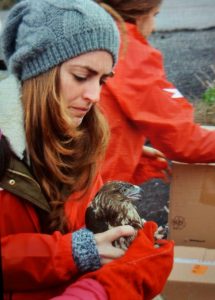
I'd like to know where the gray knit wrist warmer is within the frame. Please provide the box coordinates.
[72,228,101,273]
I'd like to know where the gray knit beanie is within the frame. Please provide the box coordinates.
[1,0,119,81]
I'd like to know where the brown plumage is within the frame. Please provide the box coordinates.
[85,180,145,250]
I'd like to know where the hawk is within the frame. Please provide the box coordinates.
[85,180,145,250]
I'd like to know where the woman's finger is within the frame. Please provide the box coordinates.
[143,145,166,159]
[95,225,135,244]
[94,226,136,265]
[99,244,125,259]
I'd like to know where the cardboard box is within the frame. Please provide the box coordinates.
[168,161,215,248]
[162,246,215,300]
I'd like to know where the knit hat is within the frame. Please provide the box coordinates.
[1,0,119,81]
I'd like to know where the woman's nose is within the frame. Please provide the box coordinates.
[83,81,101,104]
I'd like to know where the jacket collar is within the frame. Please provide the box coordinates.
[0,72,26,160]
[126,22,148,45]
[0,156,50,212]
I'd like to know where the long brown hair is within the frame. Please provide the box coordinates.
[22,66,109,233]
[96,0,162,23]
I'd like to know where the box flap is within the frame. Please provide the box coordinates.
[168,163,215,248]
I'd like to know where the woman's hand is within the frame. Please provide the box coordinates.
[142,145,172,181]
[94,225,135,265]
[142,145,166,161]
[82,222,174,300]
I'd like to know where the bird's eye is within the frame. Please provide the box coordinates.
[119,187,127,194]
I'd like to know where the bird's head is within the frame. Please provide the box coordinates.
[85,181,145,249]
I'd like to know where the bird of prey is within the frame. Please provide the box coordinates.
[85,180,146,250]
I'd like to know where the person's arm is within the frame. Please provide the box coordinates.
[139,85,215,163]
[51,222,174,300]
[2,227,135,291]
[82,222,174,300]
[53,227,136,300]
[51,278,108,300]
[1,190,135,292]
[2,230,77,291]
[105,27,215,163]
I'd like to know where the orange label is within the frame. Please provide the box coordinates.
[192,264,208,275]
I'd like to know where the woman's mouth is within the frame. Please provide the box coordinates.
[68,106,90,116]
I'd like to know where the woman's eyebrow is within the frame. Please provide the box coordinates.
[70,65,114,77]
[102,71,115,79]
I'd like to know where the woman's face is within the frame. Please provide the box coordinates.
[136,6,160,39]
[59,51,113,126]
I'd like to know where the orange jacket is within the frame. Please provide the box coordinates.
[0,157,174,300]
[82,222,174,300]
[0,168,102,300]
[53,222,174,300]
[100,23,215,184]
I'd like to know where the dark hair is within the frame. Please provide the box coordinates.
[96,0,162,23]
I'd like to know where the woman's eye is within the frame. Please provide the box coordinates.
[73,74,87,82]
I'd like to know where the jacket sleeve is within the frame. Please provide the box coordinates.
[51,278,108,300]
[106,30,215,163]
[1,174,103,292]
[0,189,78,292]
[81,222,174,300]
[2,230,78,291]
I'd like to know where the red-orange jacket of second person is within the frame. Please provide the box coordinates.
[100,23,215,184]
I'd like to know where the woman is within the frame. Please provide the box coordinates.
[97,0,215,184]
[0,0,173,299]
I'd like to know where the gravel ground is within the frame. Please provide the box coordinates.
[150,28,215,102]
